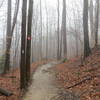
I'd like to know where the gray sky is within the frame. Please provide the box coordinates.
[0,0,83,37]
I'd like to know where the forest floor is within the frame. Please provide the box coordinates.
[54,48,100,100]
[0,60,48,100]
[0,49,99,100]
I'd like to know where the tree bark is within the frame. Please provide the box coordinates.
[89,0,94,48]
[4,0,19,73]
[57,0,60,60]
[45,0,49,60]
[62,0,67,58]
[95,0,99,47]
[26,0,33,86]
[20,0,27,89]
[83,0,91,58]
[4,0,12,73]
[39,0,42,60]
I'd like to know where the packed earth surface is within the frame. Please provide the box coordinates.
[23,62,80,100]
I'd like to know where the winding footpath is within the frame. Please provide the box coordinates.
[23,62,80,100]
[23,62,59,100]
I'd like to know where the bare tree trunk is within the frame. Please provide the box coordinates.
[62,0,67,58]
[4,0,19,73]
[57,0,60,60]
[4,0,12,73]
[75,29,79,57]
[39,0,42,60]
[14,23,20,67]
[45,0,49,60]
[89,0,94,48]
[95,0,99,47]
[11,0,19,34]
[20,0,27,89]
[83,0,91,58]
[26,0,33,86]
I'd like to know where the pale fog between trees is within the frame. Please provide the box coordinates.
[0,0,100,73]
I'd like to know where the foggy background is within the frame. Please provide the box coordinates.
[0,0,100,68]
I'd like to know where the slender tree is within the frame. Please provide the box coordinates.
[39,0,42,60]
[11,0,19,35]
[83,0,91,58]
[45,0,49,60]
[62,0,67,57]
[57,0,60,60]
[89,0,94,47]
[95,0,99,47]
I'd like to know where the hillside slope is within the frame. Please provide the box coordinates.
[55,49,100,100]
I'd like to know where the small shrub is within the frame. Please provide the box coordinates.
[62,58,67,63]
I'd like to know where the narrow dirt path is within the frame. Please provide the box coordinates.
[23,62,59,100]
[23,62,80,100]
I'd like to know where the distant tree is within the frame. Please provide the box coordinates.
[83,0,91,58]
[59,31,63,59]
[45,0,49,60]
[0,0,4,9]
[95,0,99,47]
[11,0,19,35]
[62,0,67,58]
[89,0,94,47]
[57,0,60,60]
[39,0,42,60]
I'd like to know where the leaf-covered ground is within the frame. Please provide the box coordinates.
[54,49,100,100]
[0,50,100,100]
[0,60,47,100]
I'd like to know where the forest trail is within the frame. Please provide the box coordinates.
[23,61,80,100]
[23,62,59,100]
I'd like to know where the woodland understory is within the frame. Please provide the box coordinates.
[0,0,100,100]
[0,48,99,100]
[54,48,100,100]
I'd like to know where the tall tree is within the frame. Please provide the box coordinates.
[83,0,91,58]
[26,0,33,86]
[4,0,19,73]
[39,0,42,60]
[62,0,67,57]
[89,0,94,47]
[20,0,27,89]
[95,0,99,47]
[57,0,60,60]
[45,0,49,60]
[4,0,12,73]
